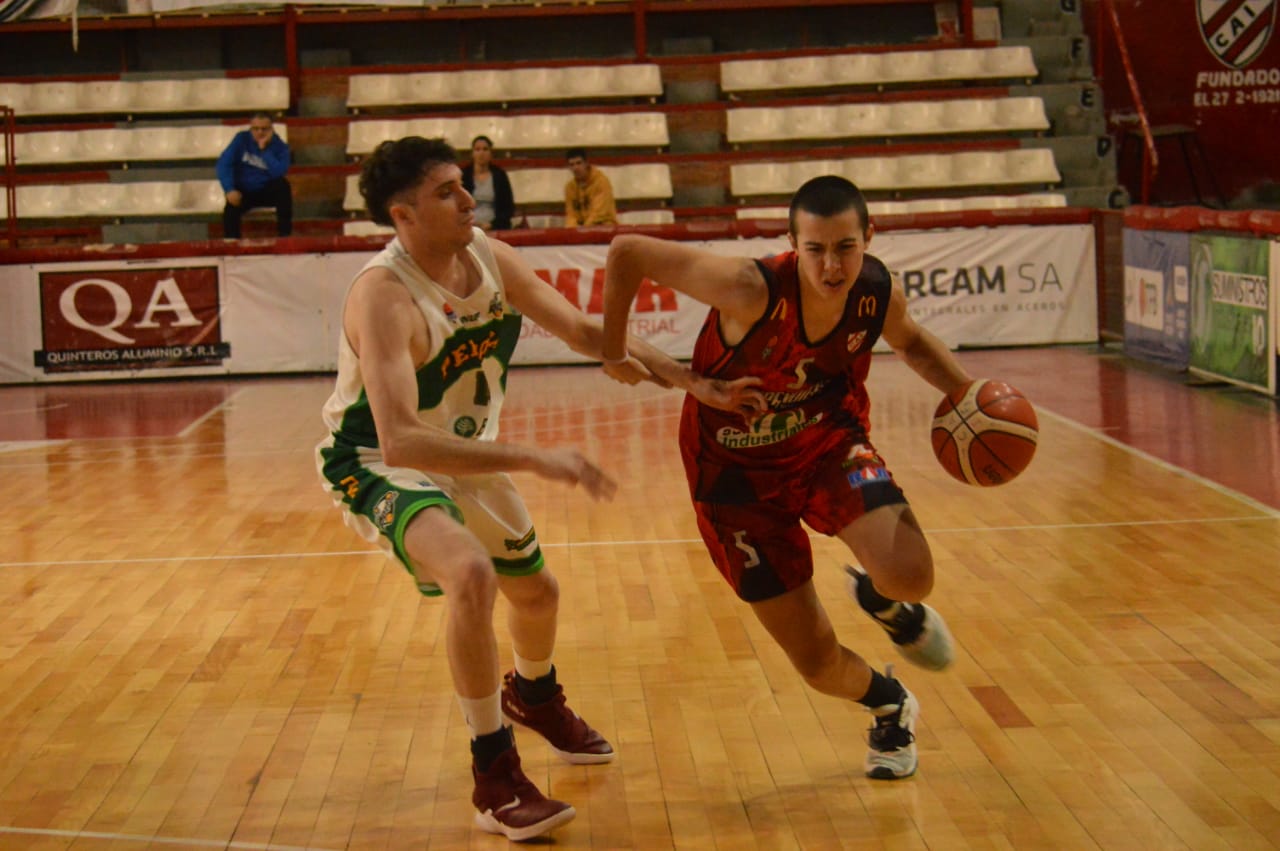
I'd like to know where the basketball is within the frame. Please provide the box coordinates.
[931,380,1038,486]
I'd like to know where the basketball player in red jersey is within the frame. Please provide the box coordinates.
[599,175,974,779]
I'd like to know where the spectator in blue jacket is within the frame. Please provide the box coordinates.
[216,112,292,239]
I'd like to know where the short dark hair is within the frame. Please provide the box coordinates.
[788,175,870,236]
[565,147,588,161]
[471,134,494,148]
[360,136,457,227]
[251,111,272,123]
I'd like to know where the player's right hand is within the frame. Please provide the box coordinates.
[535,448,618,502]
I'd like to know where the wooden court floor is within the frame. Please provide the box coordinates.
[0,346,1278,850]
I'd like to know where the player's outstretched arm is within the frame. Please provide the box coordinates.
[492,234,683,390]
[601,234,768,363]
[880,279,972,396]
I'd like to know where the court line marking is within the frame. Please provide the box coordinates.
[0,825,340,851]
[0,513,1274,570]
[0,403,69,416]
[0,439,69,455]
[178,388,244,438]
[1037,407,1280,519]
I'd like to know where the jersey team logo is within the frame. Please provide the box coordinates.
[372,491,398,531]
[1199,0,1276,69]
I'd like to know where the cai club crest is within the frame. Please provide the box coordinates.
[1199,0,1276,68]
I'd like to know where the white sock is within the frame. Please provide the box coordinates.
[457,690,503,738]
[514,651,553,682]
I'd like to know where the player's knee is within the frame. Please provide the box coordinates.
[507,569,559,618]
[443,555,499,615]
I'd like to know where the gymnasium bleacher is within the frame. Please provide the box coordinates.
[0,0,1127,245]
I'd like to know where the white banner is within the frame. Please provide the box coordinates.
[0,225,1097,383]
[512,242,718,364]
[875,224,1097,348]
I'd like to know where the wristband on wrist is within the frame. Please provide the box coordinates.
[600,352,629,365]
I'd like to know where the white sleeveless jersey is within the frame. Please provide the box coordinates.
[319,229,522,450]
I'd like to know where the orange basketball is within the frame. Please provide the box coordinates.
[931,379,1038,486]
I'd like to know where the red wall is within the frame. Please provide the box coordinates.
[1085,0,1280,206]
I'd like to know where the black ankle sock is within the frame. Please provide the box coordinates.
[515,666,558,705]
[856,669,906,711]
[855,573,898,614]
[471,726,514,772]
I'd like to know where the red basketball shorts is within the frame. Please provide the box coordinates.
[686,439,907,602]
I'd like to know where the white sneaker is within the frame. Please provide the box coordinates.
[864,665,919,780]
[846,564,954,671]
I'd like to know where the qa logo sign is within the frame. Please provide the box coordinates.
[1199,0,1277,68]
[36,266,229,373]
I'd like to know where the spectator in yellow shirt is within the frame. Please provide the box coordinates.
[564,147,617,227]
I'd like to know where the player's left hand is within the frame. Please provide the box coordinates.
[689,375,767,417]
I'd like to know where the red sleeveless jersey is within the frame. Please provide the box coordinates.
[679,250,893,477]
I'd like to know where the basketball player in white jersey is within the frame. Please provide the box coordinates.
[316,136,763,840]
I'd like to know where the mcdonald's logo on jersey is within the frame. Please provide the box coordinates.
[856,295,878,317]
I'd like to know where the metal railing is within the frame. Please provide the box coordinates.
[1098,0,1157,203]
[2,105,15,246]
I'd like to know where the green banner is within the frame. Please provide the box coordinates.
[1189,234,1274,394]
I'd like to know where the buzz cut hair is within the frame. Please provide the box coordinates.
[360,136,457,227]
[788,175,870,237]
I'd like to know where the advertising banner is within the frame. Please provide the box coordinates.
[221,253,368,374]
[0,258,234,382]
[0,225,1098,383]
[1123,229,1192,368]
[1189,232,1275,393]
[1273,237,1280,381]
[512,225,1097,362]
[876,224,1098,348]
[510,243,714,364]
[35,265,228,375]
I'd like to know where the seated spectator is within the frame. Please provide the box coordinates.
[564,147,616,227]
[461,134,515,231]
[216,112,292,239]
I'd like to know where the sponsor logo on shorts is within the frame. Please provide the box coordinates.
[847,465,891,488]
[504,528,536,552]
[372,491,398,531]
[453,416,478,437]
[844,443,891,487]
[842,443,885,469]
